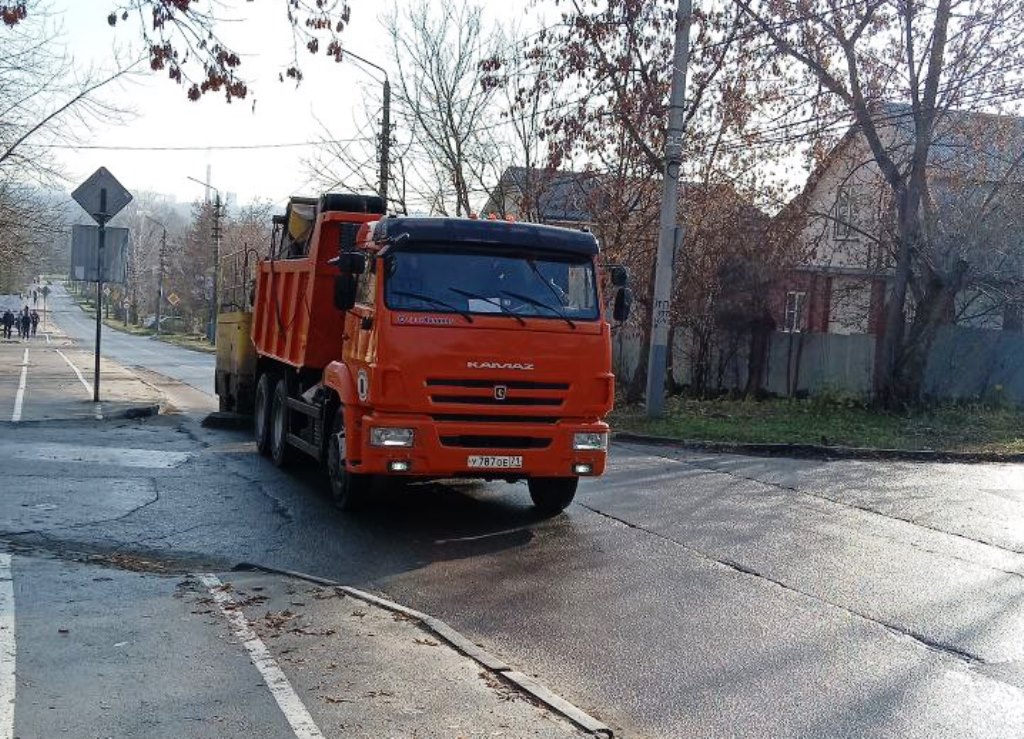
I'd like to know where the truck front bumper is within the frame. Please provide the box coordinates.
[349,414,608,479]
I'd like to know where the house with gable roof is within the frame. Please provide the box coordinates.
[775,103,1024,337]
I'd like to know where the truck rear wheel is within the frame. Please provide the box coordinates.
[253,374,274,457]
[326,409,369,510]
[269,378,293,467]
[528,477,578,515]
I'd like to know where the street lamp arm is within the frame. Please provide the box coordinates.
[341,50,388,82]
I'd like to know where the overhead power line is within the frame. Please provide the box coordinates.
[29,139,366,152]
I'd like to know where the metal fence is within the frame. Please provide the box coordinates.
[613,325,1024,406]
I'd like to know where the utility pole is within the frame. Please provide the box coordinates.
[144,215,168,335]
[645,0,693,418]
[186,174,222,344]
[209,192,222,344]
[156,227,166,335]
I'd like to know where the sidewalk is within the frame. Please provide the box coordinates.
[0,324,162,424]
[5,551,591,738]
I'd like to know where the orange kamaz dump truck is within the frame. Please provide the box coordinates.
[215,193,632,512]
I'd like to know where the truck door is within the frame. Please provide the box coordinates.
[343,256,377,366]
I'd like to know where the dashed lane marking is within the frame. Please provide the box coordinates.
[11,349,27,423]
[0,553,14,739]
[198,574,325,739]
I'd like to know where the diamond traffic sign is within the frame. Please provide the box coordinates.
[167,292,180,306]
[72,167,133,224]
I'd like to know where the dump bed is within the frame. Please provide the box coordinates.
[251,195,383,371]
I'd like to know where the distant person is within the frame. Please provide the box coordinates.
[30,310,39,337]
[1,309,13,339]
[19,307,30,339]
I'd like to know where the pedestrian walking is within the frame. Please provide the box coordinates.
[30,309,39,337]
[1,309,13,339]
[19,307,30,339]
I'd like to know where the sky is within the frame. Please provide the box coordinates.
[48,0,533,210]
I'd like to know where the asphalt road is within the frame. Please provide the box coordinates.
[49,283,215,395]
[2,291,1023,737]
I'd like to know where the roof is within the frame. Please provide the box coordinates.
[371,216,600,256]
[484,167,607,223]
[881,102,1024,179]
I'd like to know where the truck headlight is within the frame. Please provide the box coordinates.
[370,427,415,447]
[573,432,607,450]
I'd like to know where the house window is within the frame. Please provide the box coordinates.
[833,187,859,241]
[783,291,807,333]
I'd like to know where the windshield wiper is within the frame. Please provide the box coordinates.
[499,289,576,329]
[390,290,473,323]
[448,287,526,326]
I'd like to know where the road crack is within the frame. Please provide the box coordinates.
[618,442,1024,558]
[578,501,988,667]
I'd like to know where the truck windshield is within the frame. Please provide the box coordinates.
[383,249,599,321]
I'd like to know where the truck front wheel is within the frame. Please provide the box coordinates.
[528,477,578,515]
[253,374,274,456]
[327,410,369,510]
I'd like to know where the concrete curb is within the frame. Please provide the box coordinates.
[234,562,613,737]
[613,431,1024,464]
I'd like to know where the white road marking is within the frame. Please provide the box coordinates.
[0,553,15,739]
[198,574,325,739]
[54,349,92,397]
[11,349,28,423]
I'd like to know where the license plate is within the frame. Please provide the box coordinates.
[467,455,523,469]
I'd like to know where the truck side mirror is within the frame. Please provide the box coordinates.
[609,264,629,287]
[334,252,366,275]
[613,287,633,322]
[334,275,357,312]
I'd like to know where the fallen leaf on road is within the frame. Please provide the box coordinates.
[324,696,353,704]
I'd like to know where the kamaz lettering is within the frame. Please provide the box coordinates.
[466,361,535,371]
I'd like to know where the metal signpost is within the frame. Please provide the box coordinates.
[71,167,132,402]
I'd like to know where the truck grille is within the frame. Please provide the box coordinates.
[431,413,559,424]
[426,379,569,391]
[426,377,568,409]
[439,435,552,450]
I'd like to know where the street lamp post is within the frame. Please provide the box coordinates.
[187,176,222,344]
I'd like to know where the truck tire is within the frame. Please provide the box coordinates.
[253,374,274,457]
[319,193,386,215]
[326,409,369,510]
[528,477,578,515]
[269,378,293,467]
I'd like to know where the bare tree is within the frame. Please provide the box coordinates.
[0,1,131,288]
[527,0,790,403]
[384,0,506,216]
[735,0,1024,406]
[4,0,352,102]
